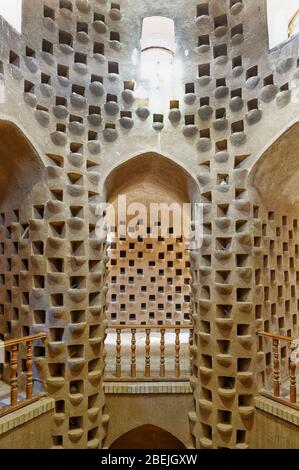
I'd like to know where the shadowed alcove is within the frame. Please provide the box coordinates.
[0,120,44,209]
[104,152,200,208]
[109,424,185,449]
[248,121,299,403]
[103,152,200,380]
[249,122,299,208]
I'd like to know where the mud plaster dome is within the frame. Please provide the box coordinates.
[0,0,299,449]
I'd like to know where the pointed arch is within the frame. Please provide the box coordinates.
[104,151,200,205]
[103,151,198,347]
[248,121,299,208]
[0,119,45,208]
[109,424,186,449]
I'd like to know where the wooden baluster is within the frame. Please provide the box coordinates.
[130,328,136,378]
[290,355,297,403]
[115,328,122,379]
[160,328,165,377]
[26,340,33,400]
[189,327,193,376]
[273,338,280,397]
[144,328,151,378]
[10,344,18,406]
[175,328,181,378]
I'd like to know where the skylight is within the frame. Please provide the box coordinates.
[140,17,175,81]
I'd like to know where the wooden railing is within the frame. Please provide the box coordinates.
[105,324,193,381]
[0,333,47,416]
[258,332,299,407]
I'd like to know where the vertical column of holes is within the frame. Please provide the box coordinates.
[233,174,255,450]
[49,139,85,448]
[46,147,68,448]
[30,202,47,395]
[86,147,106,450]
[14,210,31,390]
[66,148,89,449]
[228,156,255,449]
[191,157,213,448]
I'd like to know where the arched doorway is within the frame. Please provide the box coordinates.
[248,122,299,398]
[103,152,200,380]
[110,424,185,449]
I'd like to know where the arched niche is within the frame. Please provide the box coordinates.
[0,120,45,209]
[103,152,199,355]
[109,424,186,449]
[249,122,299,210]
[104,151,200,208]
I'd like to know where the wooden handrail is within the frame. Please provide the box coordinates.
[3,332,47,347]
[257,331,294,342]
[1,332,47,414]
[105,325,192,381]
[107,324,192,331]
[258,331,298,405]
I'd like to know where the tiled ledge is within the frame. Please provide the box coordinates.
[104,381,192,394]
[0,398,55,436]
[255,395,299,427]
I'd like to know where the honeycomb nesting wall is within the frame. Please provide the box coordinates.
[252,206,299,392]
[0,202,48,393]
[0,0,298,449]
[107,227,191,325]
